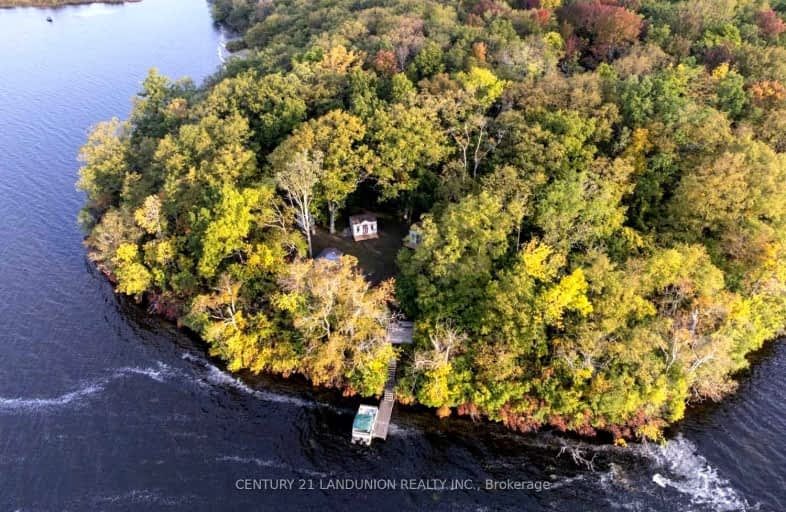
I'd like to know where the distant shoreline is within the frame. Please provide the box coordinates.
[0,0,134,8]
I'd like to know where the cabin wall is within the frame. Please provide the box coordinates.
[351,220,378,241]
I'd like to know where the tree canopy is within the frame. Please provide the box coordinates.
[79,0,786,441]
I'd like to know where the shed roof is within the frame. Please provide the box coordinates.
[349,213,377,225]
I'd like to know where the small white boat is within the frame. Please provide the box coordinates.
[351,404,378,446]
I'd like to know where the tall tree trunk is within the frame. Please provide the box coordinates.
[302,210,313,257]
[329,202,336,234]
[306,225,313,257]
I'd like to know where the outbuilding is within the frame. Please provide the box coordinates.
[404,225,422,249]
[349,213,379,241]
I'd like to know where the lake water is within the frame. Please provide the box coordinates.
[0,1,784,510]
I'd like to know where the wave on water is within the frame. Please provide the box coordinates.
[0,383,104,412]
[180,352,319,410]
[386,422,418,438]
[92,489,194,506]
[74,8,118,18]
[0,362,172,413]
[643,436,753,512]
[216,455,329,478]
[116,362,170,382]
[217,32,227,64]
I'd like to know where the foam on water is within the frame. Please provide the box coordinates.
[217,32,227,64]
[180,352,202,364]
[0,383,105,412]
[386,422,418,438]
[216,455,329,478]
[546,474,586,490]
[0,362,172,413]
[643,436,752,511]
[181,352,321,409]
[92,489,193,506]
[116,361,170,382]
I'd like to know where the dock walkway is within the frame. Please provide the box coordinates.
[372,358,397,440]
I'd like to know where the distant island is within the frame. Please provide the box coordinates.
[0,0,129,7]
[77,0,786,444]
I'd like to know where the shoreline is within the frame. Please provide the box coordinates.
[103,262,783,447]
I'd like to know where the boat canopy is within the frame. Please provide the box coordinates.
[352,405,378,434]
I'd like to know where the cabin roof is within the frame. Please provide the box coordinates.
[349,213,377,225]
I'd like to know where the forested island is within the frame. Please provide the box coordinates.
[78,0,786,442]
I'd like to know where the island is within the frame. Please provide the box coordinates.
[77,0,786,443]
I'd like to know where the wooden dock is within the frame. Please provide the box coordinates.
[354,318,413,444]
[372,358,397,440]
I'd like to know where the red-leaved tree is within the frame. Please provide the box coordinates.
[559,0,643,66]
[373,50,398,75]
[756,9,786,40]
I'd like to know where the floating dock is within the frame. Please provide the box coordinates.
[351,319,412,445]
[371,359,397,440]
[352,358,397,444]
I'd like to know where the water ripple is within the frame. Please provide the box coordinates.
[0,362,171,413]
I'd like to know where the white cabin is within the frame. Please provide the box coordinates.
[349,213,378,241]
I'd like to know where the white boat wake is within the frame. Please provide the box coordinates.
[0,361,172,412]
[643,436,752,511]
[181,352,319,409]
[216,455,329,478]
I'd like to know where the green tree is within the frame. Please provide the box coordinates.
[201,71,307,152]
[198,185,261,278]
[269,110,372,233]
[370,103,450,216]
[77,118,129,211]
[397,191,518,324]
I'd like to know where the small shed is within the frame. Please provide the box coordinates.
[387,320,414,345]
[404,225,423,249]
[349,213,379,241]
[317,247,343,262]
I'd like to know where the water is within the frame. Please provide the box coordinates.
[0,2,784,510]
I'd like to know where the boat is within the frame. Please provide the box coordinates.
[351,404,378,446]
[349,356,399,445]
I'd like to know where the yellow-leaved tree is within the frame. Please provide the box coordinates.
[275,256,395,396]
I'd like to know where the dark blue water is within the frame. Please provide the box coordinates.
[0,2,784,511]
